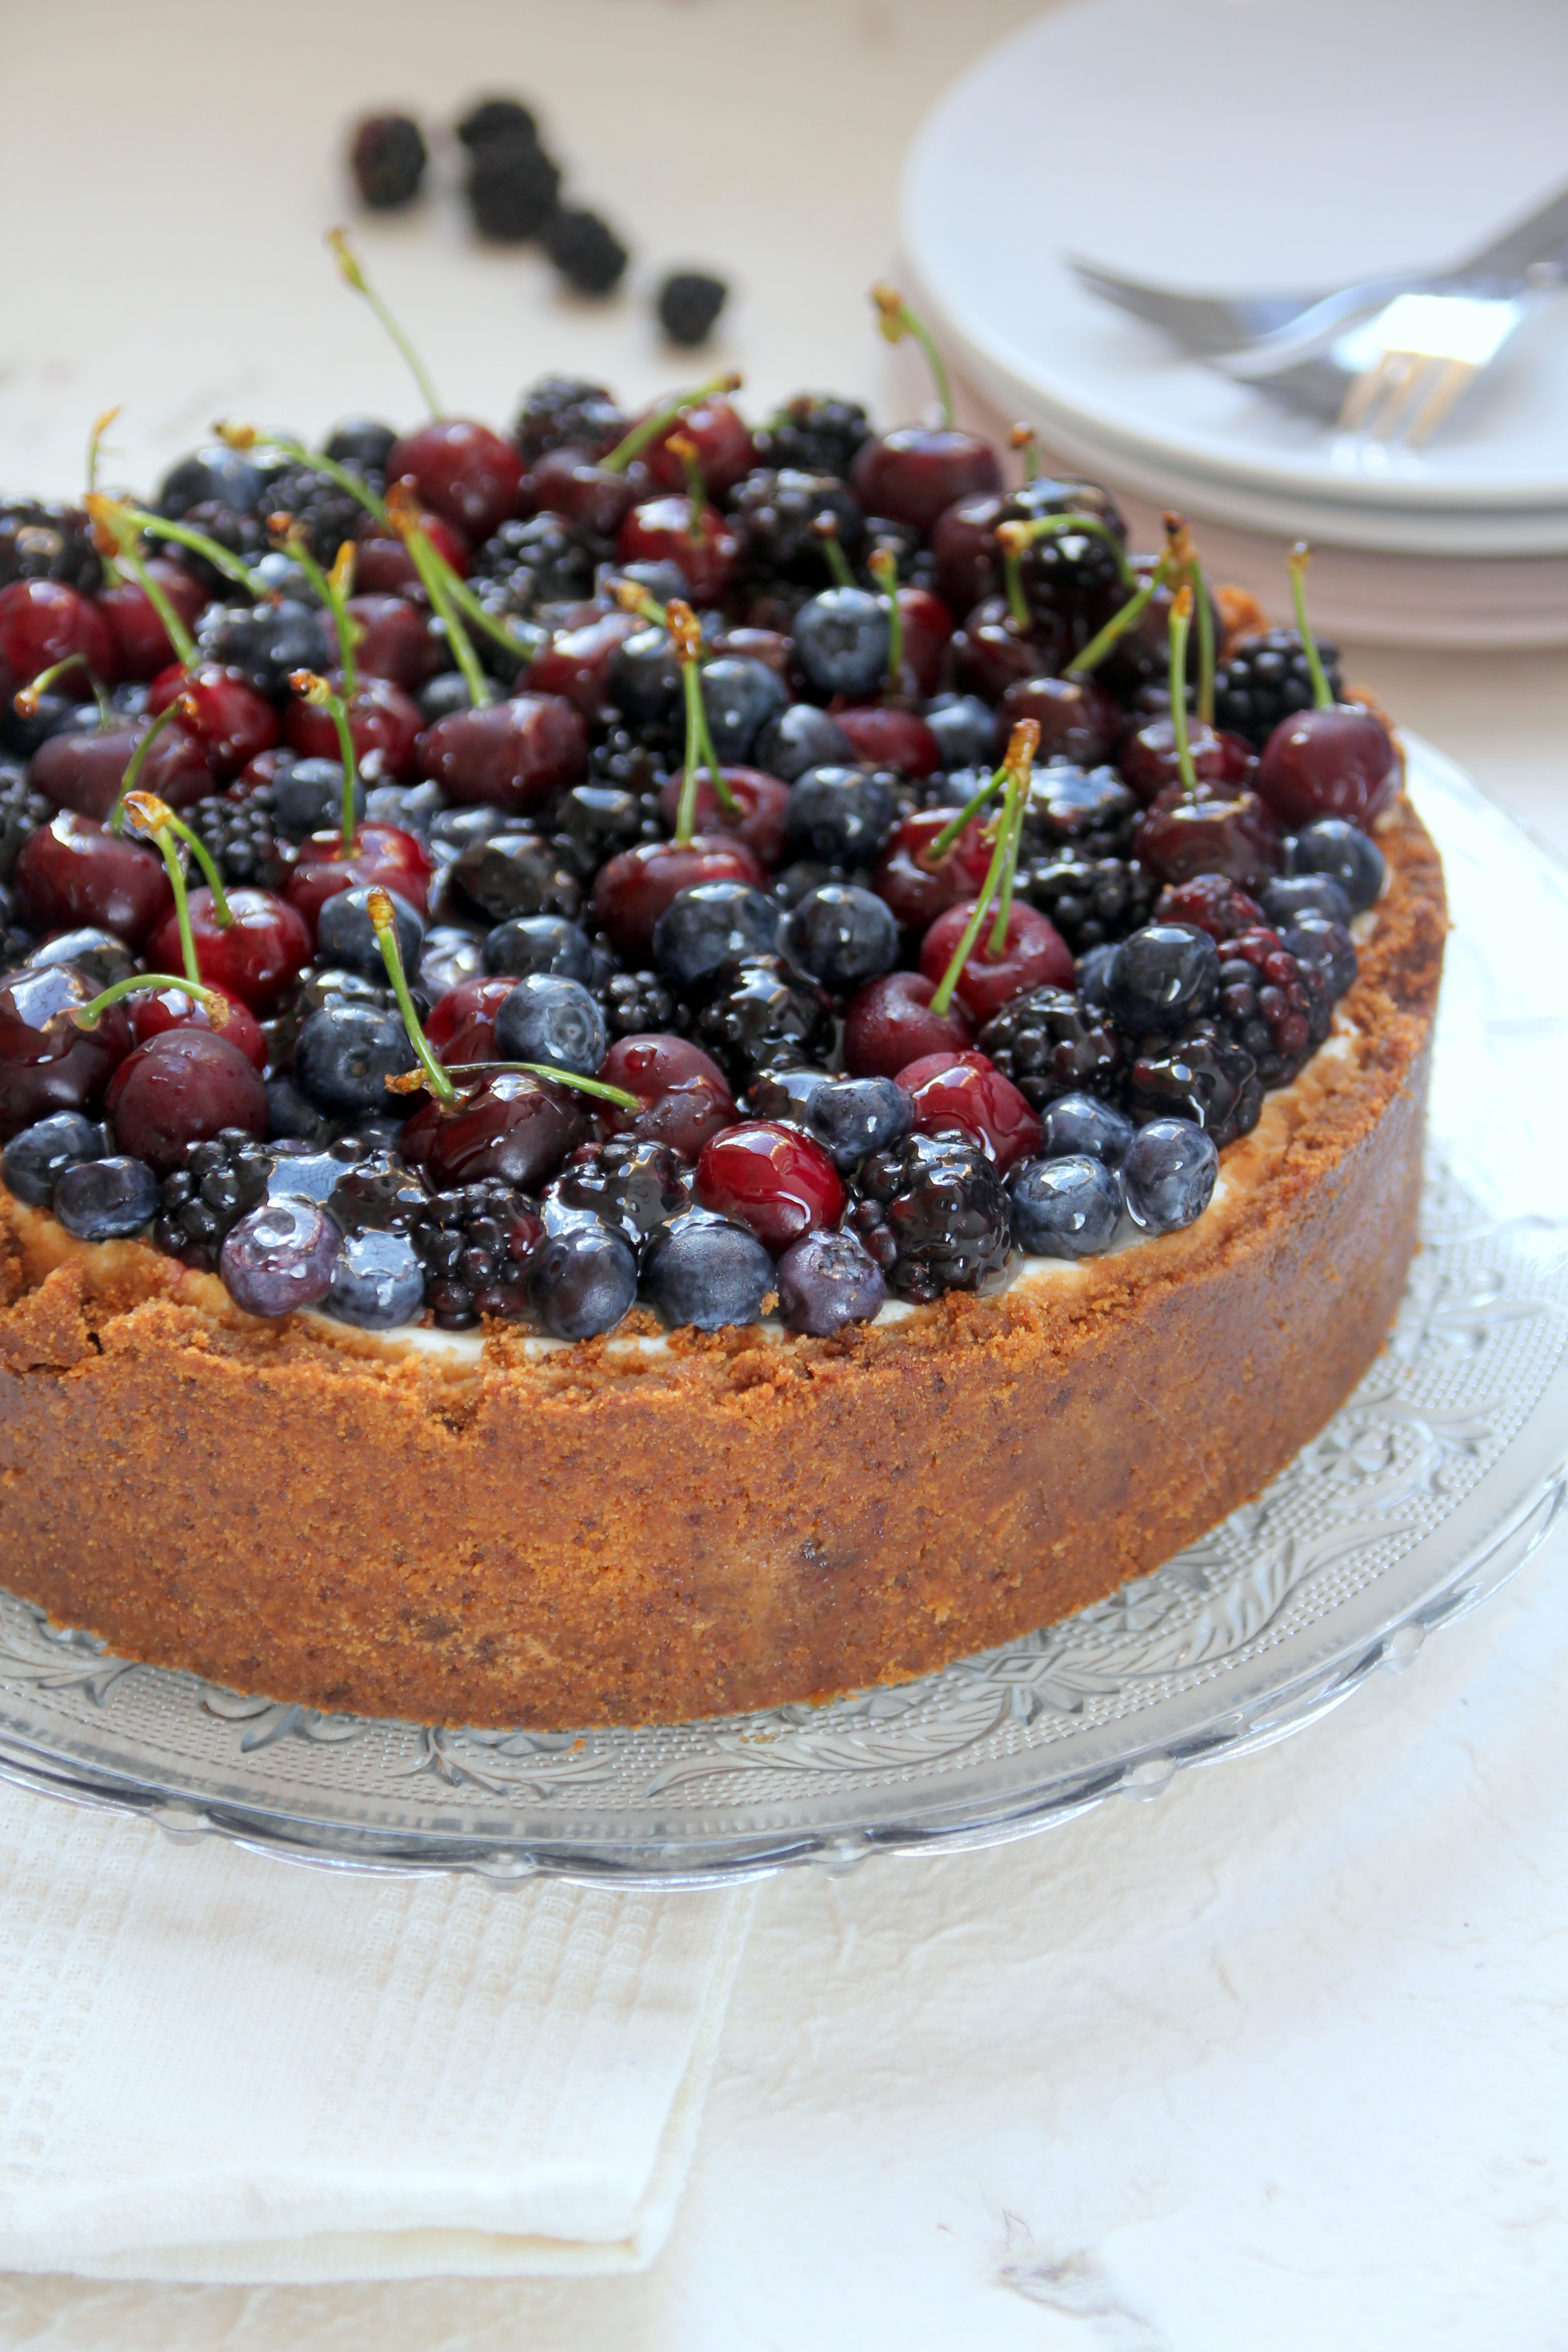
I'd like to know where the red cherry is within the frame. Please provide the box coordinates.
[426,976,518,1064]
[128,984,267,1070]
[953,599,1069,701]
[893,584,955,695]
[0,962,133,1141]
[232,748,293,798]
[1119,717,1256,807]
[525,448,647,539]
[1156,874,1267,941]
[386,421,524,541]
[593,837,764,962]
[707,624,791,677]
[402,1072,590,1191]
[843,969,974,1078]
[105,1028,267,1174]
[286,825,434,933]
[851,429,1001,534]
[416,693,589,812]
[1133,787,1282,891]
[931,491,1004,615]
[895,1048,1042,1172]
[832,705,941,779]
[918,900,1074,1021]
[695,1121,844,1253]
[872,810,993,933]
[0,580,116,694]
[28,721,213,820]
[98,560,209,681]
[353,511,470,591]
[150,886,311,1012]
[345,594,445,690]
[282,674,424,782]
[638,396,755,498]
[998,674,1122,769]
[524,613,642,722]
[656,766,790,867]
[599,1034,738,1159]
[616,497,739,604]
[600,1034,731,1103]
[14,813,173,945]
[1256,706,1399,829]
[148,662,278,777]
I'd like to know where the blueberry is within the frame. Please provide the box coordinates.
[421,670,477,724]
[1121,1118,1218,1234]
[607,627,682,724]
[776,1227,887,1335]
[1107,923,1220,1033]
[771,859,843,911]
[272,756,362,841]
[314,885,425,983]
[653,881,779,991]
[265,1077,345,1145]
[419,926,487,1000]
[1262,874,1353,930]
[923,693,996,772]
[1282,914,1357,1000]
[323,417,398,472]
[1077,943,1118,1014]
[3,1111,106,1206]
[644,1209,774,1331]
[785,764,897,865]
[157,444,264,519]
[220,1196,340,1316]
[483,915,595,981]
[753,702,854,781]
[782,883,899,995]
[267,1140,354,1203]
[700,657,788,763]
[23,928,137,992]
[792,587,891,700]
[327,1226,425,1328]
[493,974,607,1076]
[529,1220,638,1338]
[363,779,444,837]
[1039,1092,1135,1167]
[1009,1153,1122,1258]
[52,1155,158,1241]
[1291,816,1386,913]
[292,1003,417,1113]
[805,1074,912,1170]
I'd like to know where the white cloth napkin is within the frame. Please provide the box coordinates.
[0,1781,751,2283]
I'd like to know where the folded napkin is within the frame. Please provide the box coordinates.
[0,1778,751,2282]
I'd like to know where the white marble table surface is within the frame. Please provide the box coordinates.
[0,4,1565,2344]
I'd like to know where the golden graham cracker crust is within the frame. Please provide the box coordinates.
[0,801,1446,1731]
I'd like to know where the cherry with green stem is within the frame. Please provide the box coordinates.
[120,787,235,978]
[274,525,360,696]
[927,720,1039,1019]
[811,512,857,590]
[327,226,442,419]
[1166,587,1199,797]
[921,754,1012,866]
[84,496,197,666]
[14,654,113,730]
[598,371,743,477]
[107,695,199,833]
[868,543,904,686]
[384,482,492,708]
[288,671,363,848]
[1288,542,1334,709]
[872,282,955,429]
[71,971,239,1036]
[667,598,737,844]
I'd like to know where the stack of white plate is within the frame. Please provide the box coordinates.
[901,0,1568,647]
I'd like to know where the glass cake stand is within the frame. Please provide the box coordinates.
[0,740,1563,1887]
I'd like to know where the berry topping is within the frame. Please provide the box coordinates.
[530,1220,639,1337]
[652,879,779,991]
[1215,626,1344,748]
[895,1049,1043,1172]
[782,883,899,995]
[1008,1153,1122,1259]
[411,1178,543,1327]
[785,764,898,866]
[644,1209,773,1332]
[221,1196,340,1317]
[1121,1117,1218,1234]
[847,1131,1011,1301]
[154,1128,274,1268]
[1105,922,1220,1034]
[1038,1092,1134,1166]
[776,1228,887,1334]
[1127,1024,1262,1146]
[695,1120,845,1253]
[328,1227,426,1328]
[843,969,973,1078]
[492,974,607,1076]
[918,899,1073,1022]
[54,1154,159,1243]
[1289,815,1386,912]
[2,1109,108,1205]
[546,1136,691,1259]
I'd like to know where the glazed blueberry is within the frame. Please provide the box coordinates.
[1106,923,1220,1034]
[1008,1153,1121,1259]
[1282,914,1357,1000]
[52,1154,158,1241]
[292,1003,417,1112]
[493,974,608,1076]
[775,1227,887,1335]
[607,627,682,724]
[800,1073,912,1170]
[315,885,425,982]
[1039,1092,1135,1168]
[1290,816,1386,913]
[1077,942,1118,1014]
[273,757,363,841]
[652,881,779,990]
[643,1208,774,1331]
[1121,1117,1218,1235]
[753,703,854,781]
[529,1219,639,1339]
[791,588,890,700]
[220,1196,341,1316]
[1262,874,1353,930]
[700,657,788,764]
[923,693,995,772]
[2,1110,106,1205]
[324,416,398,471]
[327,1226,426,1328]
[327,1147,429,1235]
[782,883,899,995]
[785,765,898,866]
[483,915,595,982]
[265,1140,357,1203]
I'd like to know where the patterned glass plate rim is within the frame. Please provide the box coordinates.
[0,738,1563,1888]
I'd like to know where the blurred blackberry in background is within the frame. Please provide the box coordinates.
[349,114,427,209]
[1215,628,1343,748]
[0,500,101,593]
[545,208,629,296]
[753,395,872,481]
[729,469,863,584]
[513,377,627,465]
[657,271,729,347]
[465,131,561,241]
[258,465,368,564]
[168,501,265,593]
[188,787,292,892]
[469,515,595,613]
[457,96,540,149]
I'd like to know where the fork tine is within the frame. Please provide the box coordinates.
[1373,352,1431,442]
[1406,355,1477,447]
[1338,350,1397,433]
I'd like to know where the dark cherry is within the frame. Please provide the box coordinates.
[147,662,277,777]
[128,984,268,1070]
[345,595,445,690]
[708,624,792,677]
[918,900,1074,1022]
[282,674,424,783]
[656,767,790,867]
[354,507,471,591]
[1133,786,1283,891]
[0,579,116,694]
[416,693,589,810]
[402,1071,589,1191]
[615,497,739,605]
[872,810,993,933]
[149,885,312,1011]
[14,813,173,945]
[1156,874,1267,941]
[931,491,1004,615]
[1256,706,1399,829]
[0,962,133,1141]
[895,1047,1043,1173]
[524,612,642,720]
[525,447,647,539]
[892,584,955,696]
[29,721,213,819]
[638,396,755,499]
[850,428,1002,534]
[386,420,525,541]
[98,560,209,681]
[1119,718,1257,807]
[598,1032,737,1158]
[695,1120,844,1253]
[832,706,941,779]
[426,975,517,1064]
[843,969,974,1078]
[105,1028,269,1175]
[952,599,1069,701]
[286,825,435,932]
[997,674,1122,768]
[593,836,764,961]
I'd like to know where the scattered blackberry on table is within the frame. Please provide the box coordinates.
[348,113,428,210]
[457,96,539,148]
[1127,1022,1263,1146]
[544,208,629,297]
[657,271,729,348]
[1215,627,1343,749]
[753,395,873,481]
[154,1130,274,1271]
[0,500,101,594]
[848,1132,1011,1302]
[512,376,627,466]
[187,786,292,893]
[599,967,687,1039]
[977,985,1123,1112]
[466,133,561,241]
[412,1179,544,1327]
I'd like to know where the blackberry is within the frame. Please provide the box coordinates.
[153,1129,274,1270]
[977,985,1123,1111]
[591,713,681,779]
[1215,627,1343,749]
[599,967,687,1039]
[348,113,428,210]
[848,1132,1011,1303]
[1127,1021,1262,1146]
[412,1180,544,1328]
[171,500,266,593]
[457,96,540,149]
[693,955,830,1084]
[728,468,863,584]
[859,513,940,597]
[554,781,660,879]
[0,765,50,882]
[1000,478,1127,622]
[196,597,332,696]
[753,395,873,482]
[0,499,101,594]
[512,376,627,466]
[468,514,595,611]
[1023,851,1156,954]
[544,207,629,296]
[466,135,561,241]
[259,464,371,564]
[188,786,292,892]
[656,271,729,348]
[1020,764,1140,859]
[546,1137,692,1257]
[1212,925,1322,1084]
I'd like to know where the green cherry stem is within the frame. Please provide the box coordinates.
[288,671,362,848]
[122,789,234,932]
[997,525,1034,631]
[928,720,1039,1016]
[923,756,1012,864]
[1066,554,1173,680]
[668,598,735,844]
[277,527,360,698]
[367,887,461,1106]
[599,371,742,477]
[71,972,237,1033]
[13,653,107,729]
[1167,587,1199,799]
[385,485,492,709]
[868,544,904,683]
[327,227,442,418]
[106,696,195,833]
[1289,542,1334,709]
[118,504,264,597]
[609,578,669,628]
[85,408,123,584]
[434,1061,642,1112]
[1008,422,1040,482]
[666,431,708,537]
[872,283,955,430]
[812,513,857,590]
[85,497,197,666]
[997,512,1138,594]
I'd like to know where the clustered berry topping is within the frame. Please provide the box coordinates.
[0,271,1392,1344]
